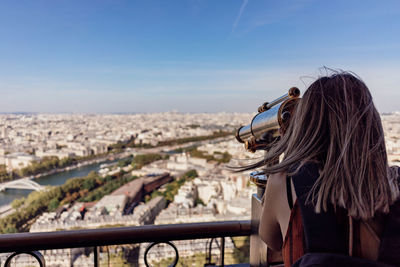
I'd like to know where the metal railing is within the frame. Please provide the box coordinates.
[0,220,251,267]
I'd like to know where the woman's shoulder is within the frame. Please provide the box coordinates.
[265,172,289,201]
[265,171,292,219]
[260,171,289,250]
[263,172,288,205]
[267,172,287,186]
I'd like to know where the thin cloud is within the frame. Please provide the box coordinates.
[232,0,249,32]
[251,0,313,28]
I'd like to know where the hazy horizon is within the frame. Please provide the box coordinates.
[0,109,399,115]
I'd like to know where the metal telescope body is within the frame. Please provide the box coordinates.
[236,87,300,152]
[235,86,301,197]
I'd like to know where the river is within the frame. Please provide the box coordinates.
[0,160,116,207]
[0,139,227,209]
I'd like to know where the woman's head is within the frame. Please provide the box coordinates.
[262,72,398,219]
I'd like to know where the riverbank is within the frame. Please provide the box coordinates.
[0,150,133,188]
[31,150,132,181]
[0,204,12,218]
[0,151,133,209]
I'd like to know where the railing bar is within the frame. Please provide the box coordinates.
[220,237,225,267]
[0,220,251,253]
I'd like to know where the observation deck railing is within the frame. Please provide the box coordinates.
[0,220,252,267]
[0,190,279,266]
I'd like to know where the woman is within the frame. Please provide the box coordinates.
[256,73,400,266]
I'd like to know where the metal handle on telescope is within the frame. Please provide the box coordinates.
[257,87,300,113]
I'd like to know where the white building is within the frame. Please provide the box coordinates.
[89,195,128,217]
[173,181,197,208]
[4,152,39,171]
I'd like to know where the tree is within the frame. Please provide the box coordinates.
[82,178,95,190]
[183,170,198,179]
[4,226,18,233]
[48,199,60,212]
[131,154,162,169]
[118,156,133,167]
[11,197,25,210]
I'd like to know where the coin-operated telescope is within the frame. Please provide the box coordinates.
[236,86,300,188]
[237,87,300,266]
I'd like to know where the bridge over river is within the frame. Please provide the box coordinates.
[0,178,44,192]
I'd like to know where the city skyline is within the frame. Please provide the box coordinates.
[1,0,399,113]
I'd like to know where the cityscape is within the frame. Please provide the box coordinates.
[0,111,398,266]
[1,0,399,266]
[0,112,259,266]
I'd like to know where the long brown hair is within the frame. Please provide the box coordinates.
[256,72,398,219]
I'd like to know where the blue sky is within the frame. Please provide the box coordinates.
[0,0,399,113]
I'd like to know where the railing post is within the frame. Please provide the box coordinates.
[220,237,225,267]
[93,246,99,267]
[250,192,268,267]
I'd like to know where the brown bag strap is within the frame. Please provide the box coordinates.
[362,221,381,243]
[348,216,354,257]
[349,216,382,258]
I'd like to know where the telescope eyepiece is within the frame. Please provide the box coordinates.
[235,126,245,143]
